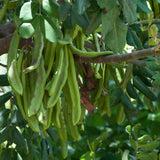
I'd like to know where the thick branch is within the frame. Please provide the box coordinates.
[74,47,160,64]
[0,21,159,65]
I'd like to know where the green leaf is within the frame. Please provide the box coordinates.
[72,8,89,28]
[63,12,74,29]
[122,0,137,24]
[2,148,17,160]
[91,132,109,152]
[12,126,28,153]
[59,2,71,22]
[19,1,38,21]
[40,16,61,42]
[129,136,137,149]
[103,19,127,53]
[96,0,116,11]
[73,0,90,15]
[137,151,157,160]
[146,61,160,71]
[126,28,143,49]
[0,126,10,144]
[126,28,136,46]
[0,109,10,127]
[83,7,101,35]
[132,123,141,140]
[122,149,129,160]
[19,23,35,39]
[42,0,59,18]
[80,151,93,160]
[138,135,152,144]
[137,0,151,14]
[139,140,159,151]
[152,73,160,86]
[102,6,120,38]
[0,92,12,107]
[125,125,132,135]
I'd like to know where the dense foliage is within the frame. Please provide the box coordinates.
[0,0,160,159]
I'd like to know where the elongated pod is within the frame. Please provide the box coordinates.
[69,43,114,57]
[8,59,23,95]
[28,58,46,116]
[7,29,20,71]
[0,0,9,21]
[23,30,44,73]
[63,47,81,125]
[47,44,68,108]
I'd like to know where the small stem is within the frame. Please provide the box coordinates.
[87,140,96,160]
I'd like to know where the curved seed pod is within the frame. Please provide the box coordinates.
[60,140,68,159]
[8,59,23,95]
[37,103,48,127]
[63,47,81,125]
[69,43,114,57]
[27,116,40,133]
[23,30,44,73]
[0,0,9,21]
[65,103,79,141]
[56,111,67,142]
[52,97,62,128]
[44,108,53,130]
[44,41,57,78]
[116,103,126,124]
[133,76,157,101]
[126,80,138,99]
[103,64,111,117]
[16,50,24,76]
[7,29,20,71]
[47,44,69,108]
[15,94,28,121]
[28,58,46,116]
[77,106,86,125]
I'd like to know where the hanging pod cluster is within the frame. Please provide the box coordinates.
[7,27,87,158]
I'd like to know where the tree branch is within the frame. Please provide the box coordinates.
[0,21,159,66]
[74,46,160,64]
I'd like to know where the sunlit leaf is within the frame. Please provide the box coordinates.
[19,1,38,21]
[19,23,35,39]
[122,149,129,160]
[138,135,152,144]
[40,16,61,42]
[42,0,59,18]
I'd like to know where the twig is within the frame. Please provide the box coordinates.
[0,63,7,68]
[135,19,160,26]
